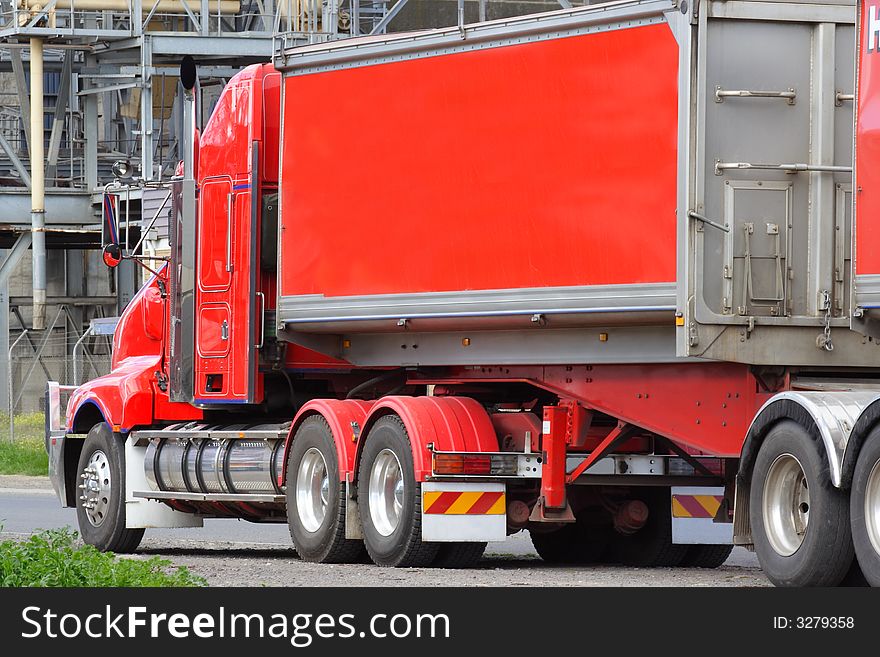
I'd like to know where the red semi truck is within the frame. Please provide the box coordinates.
[43,0,880,586]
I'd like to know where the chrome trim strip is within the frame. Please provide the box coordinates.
[133,490,285,503]
[279,282,676,327]
[274,0,675,74]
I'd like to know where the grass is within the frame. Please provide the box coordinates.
[0,413,49,476]
[0,412,50,476]
[0,528,206,587]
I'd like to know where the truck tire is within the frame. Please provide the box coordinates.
[357,415,439,567]
[433,542,487,568]
[530,521,610,564]
[610,489,688,567]
[840,558,869,587]
[681,544,733,569]
[749,420,853,586]
[75,423,144,553]
[849,426,880,586]
[286,415,365,563]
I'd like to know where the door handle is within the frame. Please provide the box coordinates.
[256,292,265,348]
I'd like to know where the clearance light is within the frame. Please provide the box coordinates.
[432,453,519,476]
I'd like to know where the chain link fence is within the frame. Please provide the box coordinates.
[8,354,112,416]
[2,353,111,443]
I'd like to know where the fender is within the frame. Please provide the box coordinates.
[841,397,880,488]
[279,399,373,486]
[739,391,880,488]
[66,355,160,432]
[357,396,499,483]
[733,390,880,546]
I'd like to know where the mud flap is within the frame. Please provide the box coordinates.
[124,438,203,529]
[421,482,506,542]
[670,486,733,545]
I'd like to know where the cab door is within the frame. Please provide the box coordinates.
[193,75,263,404]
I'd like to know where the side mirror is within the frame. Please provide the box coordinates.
[111,160,132,180]
[102,243,122,269]
[181,55,197,91]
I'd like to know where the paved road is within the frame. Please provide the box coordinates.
[0,486,767,586]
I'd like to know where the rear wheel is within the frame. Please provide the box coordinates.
[358,416,438,567]
[75,423,143,553]
[850,427,880,586]
[610,489,688,567]
[681,544,733,569]
[530,520,610,564]
[750,420,853,586]
[433,542,487,568]
[286,416,365,563]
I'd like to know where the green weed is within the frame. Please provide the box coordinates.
[0,527,206,587]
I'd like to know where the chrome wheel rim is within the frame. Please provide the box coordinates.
[79,450,112,527]
[295,447,329,533]
[762,453,809,557]
[368,449,404,537]
[865,457,880,556]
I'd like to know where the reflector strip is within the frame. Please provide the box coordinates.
[424,490,505,515]
[671,494,722,519]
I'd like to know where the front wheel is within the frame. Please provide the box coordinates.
[749,420,853,586]
[850,426,880,586]
[357,416,438,567]
[75,423,143,553]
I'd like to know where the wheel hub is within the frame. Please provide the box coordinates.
[368,449,404,537]
[762,453,809,557]
[865,457,880,557]
[295,447,330,533]
[79,450,112,527]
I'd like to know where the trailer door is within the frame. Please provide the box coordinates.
[687,4,856,365]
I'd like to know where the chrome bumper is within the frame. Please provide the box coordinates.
[45,382,74,506]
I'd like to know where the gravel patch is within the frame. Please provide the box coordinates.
[134,536,770,587]
[0,475,52,491]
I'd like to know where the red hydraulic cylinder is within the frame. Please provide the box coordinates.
[541,406,568,510]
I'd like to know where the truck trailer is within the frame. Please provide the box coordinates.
[44,0,880,586]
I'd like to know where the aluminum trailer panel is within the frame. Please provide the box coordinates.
[276,0,878,369]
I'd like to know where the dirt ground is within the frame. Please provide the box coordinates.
[134,537,770,587]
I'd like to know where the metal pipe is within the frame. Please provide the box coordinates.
[30,37,46,331]
[20,0,240,11]
[72,327,91,386]
[7,330,28,441]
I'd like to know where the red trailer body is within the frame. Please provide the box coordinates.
[279,24,679,298]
